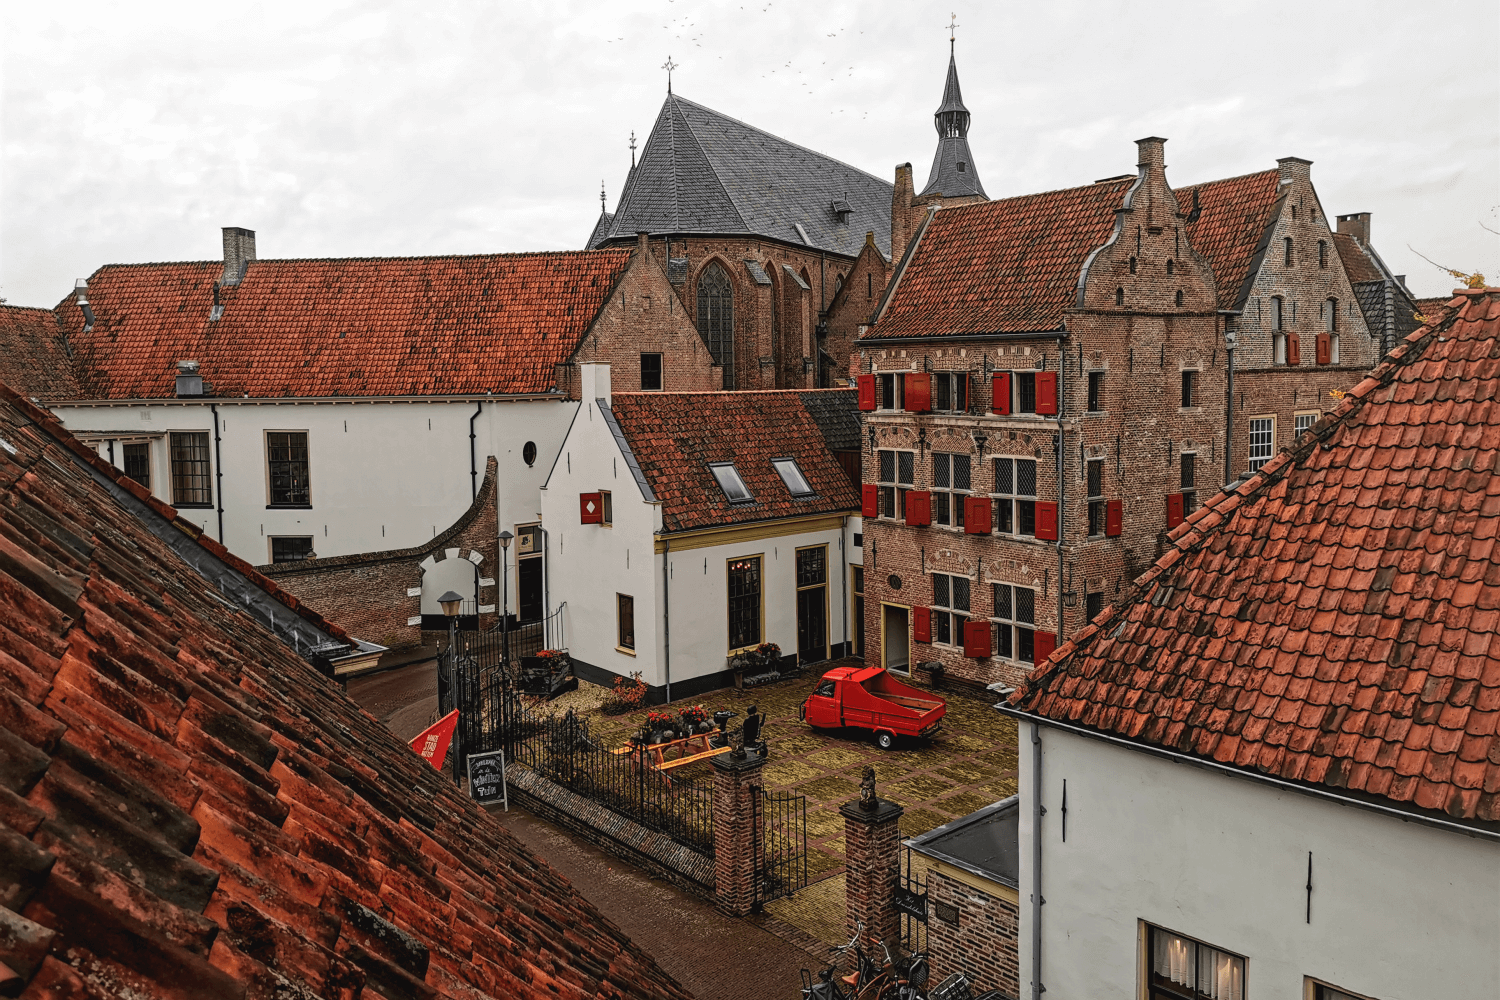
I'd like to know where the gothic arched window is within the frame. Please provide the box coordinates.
[698,264,735,389]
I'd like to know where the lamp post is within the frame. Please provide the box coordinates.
[438,590,464,784]
[498,530,513,667]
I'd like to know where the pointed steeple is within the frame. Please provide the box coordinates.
[919,41,986,200]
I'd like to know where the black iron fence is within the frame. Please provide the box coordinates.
[754,787,809,906]
[511,711,716,856]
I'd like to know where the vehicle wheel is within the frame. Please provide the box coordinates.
[876,731,895,750]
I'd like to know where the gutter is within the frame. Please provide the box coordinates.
[858,327,1067,347]
[995,703,1500,845]
[210,403,225,543]
[50,392,566,407]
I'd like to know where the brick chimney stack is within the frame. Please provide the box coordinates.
[221,227,256,286]
[1337,212,1372,245]
[1277,156,1313,184]
[1135,136,1167,173]
[890,163,916,264]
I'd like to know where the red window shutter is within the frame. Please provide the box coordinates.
[904,373,932,413]
[1315,332,1330,366]
[1165,492,1185,529]
[861,483,879,518]
[964,495,992,534]
[991,373,1011,415]
[1287,333,1301,366]
[913,606,931,644]
[1034,631,1058,664]
[905,490,932,527]
[857,373,877,410]
[1035,371,1059,415]
[963,619,992,659]
[580,492,603,524]
[1035,501,1058,540]
[1106,498,1123,537]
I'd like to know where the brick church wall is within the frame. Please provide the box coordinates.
[924,869,1020,999]
[263,457,500,650]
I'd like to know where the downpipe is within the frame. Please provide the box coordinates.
[210,403,225,543]
[469,401,483,500]
[662,537,672,704]
[1031,721,1045,999]
[1054,336,1066,643]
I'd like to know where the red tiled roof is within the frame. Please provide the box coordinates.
[1333,232,1384,284]
[1011,290,1500,826]
[0,304,78,400]
[49,251,634,400]
[865,179,1132,338]
[0,386,693,997]
[610,390,861,533]
[1178,169,1283,309]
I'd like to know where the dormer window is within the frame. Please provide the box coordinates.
[831,198,853,222]
[772,458,814,497]
[957,162,966,172]
[710,462,754,503]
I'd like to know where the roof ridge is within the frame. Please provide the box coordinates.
[1175,166,1281,190]
[80,248,633,273]
[668,93,895,189]
[1009,300,1466,706]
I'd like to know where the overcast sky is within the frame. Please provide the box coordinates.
[3,0,1496,308]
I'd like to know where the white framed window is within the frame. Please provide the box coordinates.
[992,457,1038,536]
[1148,924,1244,1000]
[1294,410,1320,437]
[991,583,1036,663]
[931,573,970,646]
[932,452,970,528]
[1086,458,1106,537]
[877,449,915,519]
[772,457,814,497]
[877,373,904,410]
[617,594,635,651]
[1248,416,1275,472]
[932,372,969,412]
[709,463,753,503]
[1310,982,1378,1000]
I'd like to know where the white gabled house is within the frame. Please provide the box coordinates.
[542,364,863,701]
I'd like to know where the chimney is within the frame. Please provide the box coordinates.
[1135,136,1167,172]
[580,363,612,407]
[1277,157,1313,184]
[890,163,915,264]
[74,279,96,331]
[221,227,256,286]
[1336,212,1371,245]
[637,231,650,256]
[175,360,204,398]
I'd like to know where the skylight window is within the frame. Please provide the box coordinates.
[709,462,754,503]
[772,458,814,497]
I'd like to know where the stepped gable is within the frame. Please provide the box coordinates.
[47,250,634,401]
[596,94,893,259]
[1177,169,1283,309]
[867,178,1132,339]
[0,384,693,998]
[1011,289,1500,829]
[609,389,860,533]
[0,304,78,401]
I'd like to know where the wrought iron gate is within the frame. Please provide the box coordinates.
[897,844,929,957]
[753,787,808,907]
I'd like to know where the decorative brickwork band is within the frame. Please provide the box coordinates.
[841,768,904,950]
[711,750,766,916]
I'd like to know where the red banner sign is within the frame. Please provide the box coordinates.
[409,710,458,769]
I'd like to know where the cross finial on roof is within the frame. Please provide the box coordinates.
[629,129,637,168]
[948,13,959,49]
[662,55,678,93]
[600,180,606,213]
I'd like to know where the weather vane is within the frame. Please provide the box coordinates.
[949,12,959,48]
[662,55,678,94]
[600,180,606,213]
[629,129,638,168]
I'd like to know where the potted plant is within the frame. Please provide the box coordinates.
[754,642,782,671]
[679,704,710,735]
[646,710,676,743]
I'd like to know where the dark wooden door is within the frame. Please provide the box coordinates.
[518,557,543,623]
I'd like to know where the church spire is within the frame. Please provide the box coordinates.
[919,29,986,200]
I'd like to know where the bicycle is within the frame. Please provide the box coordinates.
[799,924,889,1000]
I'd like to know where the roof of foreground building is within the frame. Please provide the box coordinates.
[0,382,693,998]
[1009,288,1500,830]
[589,94,893,260]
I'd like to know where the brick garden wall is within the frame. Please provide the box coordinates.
[924,869,1020,999]
[262,456,499,650]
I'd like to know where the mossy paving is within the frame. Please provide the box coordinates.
[557,660,1019,947]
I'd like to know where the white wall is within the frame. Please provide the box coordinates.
[1017,724,1500,1000]
[51,397,574,584]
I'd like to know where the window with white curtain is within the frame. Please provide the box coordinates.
[1148,925,1245,1000]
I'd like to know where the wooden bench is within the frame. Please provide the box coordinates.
[655,745,733,771]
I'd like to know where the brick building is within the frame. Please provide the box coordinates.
[854,136,1406,689]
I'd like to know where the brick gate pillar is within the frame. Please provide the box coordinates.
[842,772,903,950]
[711,749,765,916]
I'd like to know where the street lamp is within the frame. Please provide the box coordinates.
[438,590,464,784]
[498,530,513,666]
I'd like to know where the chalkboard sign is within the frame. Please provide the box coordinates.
[467,751,508,810]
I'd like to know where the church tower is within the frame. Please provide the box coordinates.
[919,40,986,200]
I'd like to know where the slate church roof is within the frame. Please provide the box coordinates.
[589,95,893,260]
[0,382,693,998]
[1009,289,1500,830]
